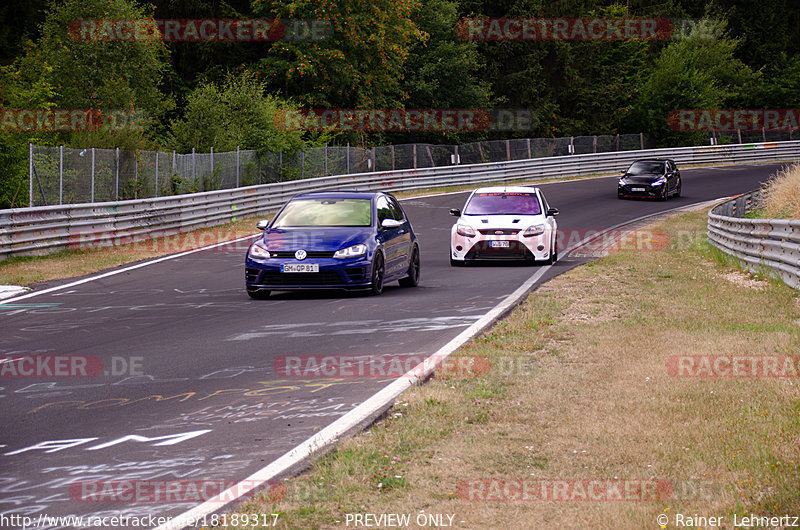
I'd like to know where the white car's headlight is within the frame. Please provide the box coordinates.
[333,244,367,259]
[522,224,546,237]
[249,241,271,259]
[456,224,476,237]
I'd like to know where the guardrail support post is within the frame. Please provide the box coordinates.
[29,143,33,207]
[91,147,95,203]
[615,134,620,151]
[737,128,742,144]
[155,151,159,197]
[236,145,240,187]
[346,143,350,174]
[134,150,138,200]
[506,139,511,160]
[115,147,120,200]
[527,138,532,159]
[762,127,766,142]
[413,144,417,170]
[210,147,214,190]
[279,151,283,181]
[324,143,328,175]
[301,151,305,179]
[192,148,197,190]
[59,145,63,205]
[391,145,395,170]
[454,145,459,165]
[639,132,644,150]
[372,148,376,172]
[592,136,597,153]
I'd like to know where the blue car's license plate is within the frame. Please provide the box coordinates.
[281,263,319,273]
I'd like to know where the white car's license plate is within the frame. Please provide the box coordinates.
[631,187,646,192]
[490,240,510,248]
[281,263,319,273]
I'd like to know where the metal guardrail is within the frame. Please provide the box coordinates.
[707,189,800,289]
[3,140,800,260]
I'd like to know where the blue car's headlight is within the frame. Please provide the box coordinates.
[652,177,667,186]
[333,244,367,259]
[249,241,271,259]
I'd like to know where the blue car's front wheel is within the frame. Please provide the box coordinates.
[369,252,385,295]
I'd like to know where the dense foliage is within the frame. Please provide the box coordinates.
[1,0,798,207]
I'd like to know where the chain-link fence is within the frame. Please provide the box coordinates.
[30,130,791,206]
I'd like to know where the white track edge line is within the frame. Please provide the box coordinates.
[153,264,551,530]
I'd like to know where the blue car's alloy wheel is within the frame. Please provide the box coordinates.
[370,253,385,295]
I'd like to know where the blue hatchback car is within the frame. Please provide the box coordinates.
[245,191,420,298]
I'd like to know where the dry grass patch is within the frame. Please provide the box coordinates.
[224,212,799,530]
[760,162,800,219]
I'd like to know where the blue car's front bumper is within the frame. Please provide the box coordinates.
[245,257,372,291]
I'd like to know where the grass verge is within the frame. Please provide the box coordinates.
[223,210,800,529]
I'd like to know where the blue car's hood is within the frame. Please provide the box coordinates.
[260,227,372,252]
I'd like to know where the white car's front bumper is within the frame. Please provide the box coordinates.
[450,230,552,262]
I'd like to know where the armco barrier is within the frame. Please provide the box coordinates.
[707,188,800,289]
[3,140,800,260]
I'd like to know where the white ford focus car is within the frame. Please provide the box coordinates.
[449,186,559,266]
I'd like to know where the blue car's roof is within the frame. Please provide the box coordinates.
[291,191,384,200]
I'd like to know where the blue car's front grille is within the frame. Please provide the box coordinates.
[268,251,336,259]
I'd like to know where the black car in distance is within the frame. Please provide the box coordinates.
[617,158,682,200]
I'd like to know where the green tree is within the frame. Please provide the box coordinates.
[255,0,426,109]
[0,49,57,208]
[633,18,756,145]
[393,0,493,144]
[28,0,173,148]
[168,70,313,153]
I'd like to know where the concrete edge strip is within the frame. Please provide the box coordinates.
[153,264,552,530]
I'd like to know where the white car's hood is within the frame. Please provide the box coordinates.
[459,214,545,229]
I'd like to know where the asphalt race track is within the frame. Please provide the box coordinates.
[0,162,789,529]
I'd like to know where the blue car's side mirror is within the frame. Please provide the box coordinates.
[256,219,269,230]
[381,219,404,229]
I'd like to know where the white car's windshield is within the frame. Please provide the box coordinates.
[464,192,542,215]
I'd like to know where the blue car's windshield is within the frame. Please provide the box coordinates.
[464,192,542,215]
[272,198,372,227]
